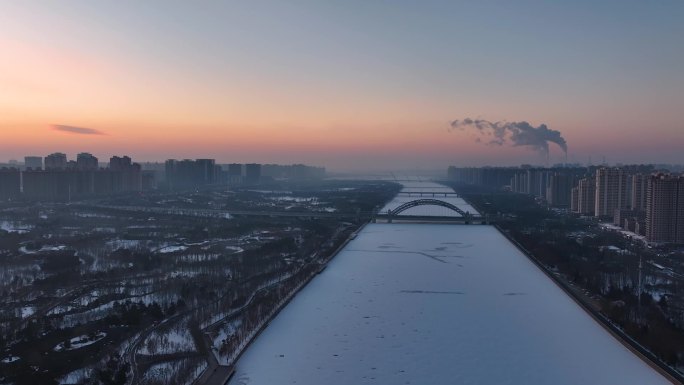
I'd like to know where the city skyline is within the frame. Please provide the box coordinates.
[2,1,683,171]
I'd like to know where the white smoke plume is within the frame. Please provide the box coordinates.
[449,118,567,156]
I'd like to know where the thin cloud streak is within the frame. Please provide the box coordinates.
[52,124,105,135]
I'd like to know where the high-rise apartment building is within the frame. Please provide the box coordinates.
[570,186,579,212]
[109,155,142,192]
[109,156,132,171]
[631,174,648,212]
[44,153,67,170]
[0,168,21,200]
[227,163,243,184]
[576,177,596,215]
[23,170,73,201]
[24,156,43,170]
[165,159,216,190]
[546,172,573,207]
[511,172,529,194]
[595,168,628,217]
[645,174,684,244]
[228,164,242,177]
[448,167,517,189]
[76,153,99,170]
[245,163,262,184]
[526,169,549,198]
[196,159,216,185]
[165,159,178,189]
[22,153,148,200]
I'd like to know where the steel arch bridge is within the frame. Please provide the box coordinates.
[388,198,470,217]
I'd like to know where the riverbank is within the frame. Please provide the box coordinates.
[195,221,370,385]
[496,225,683,384]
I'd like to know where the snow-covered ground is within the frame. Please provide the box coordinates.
[59,367,93,384]
[18,245,68,254]
[380,182,480,216]
[268,196,319,203]
[138,323,196,355]
[228,223,669,385]
[20,306,35,318]
[599,223,648,243]
[157,245,188,254]
[0,220,33,233]
[140,358,207,385]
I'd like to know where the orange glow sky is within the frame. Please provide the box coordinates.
[1,2,682,171]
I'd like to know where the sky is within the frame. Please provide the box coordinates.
[1,1,682,171]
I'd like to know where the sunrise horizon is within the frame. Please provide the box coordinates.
[2,1,682,171]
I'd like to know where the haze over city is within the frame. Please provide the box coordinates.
[2,1,683,170]
[2,2,684,385]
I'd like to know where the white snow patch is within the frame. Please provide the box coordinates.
[158,245,188,254]
[19,245,68,254]
[73,212,113,218]
[1,356,20,363]
[225,246,244,254]
[48,304,75,316]
[0,220,33,233]
[93,227,116,233]
[20,306,35,318]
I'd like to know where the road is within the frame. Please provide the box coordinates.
[79,204,369,219]
[122,271,300,384]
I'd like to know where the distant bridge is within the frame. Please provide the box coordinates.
[389,198,469,217]
[397,191,460,197]
[375,198,486,224]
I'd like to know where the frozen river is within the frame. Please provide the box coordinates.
[228,185,669,385]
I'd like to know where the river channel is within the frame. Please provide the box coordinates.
[227,182,669,385]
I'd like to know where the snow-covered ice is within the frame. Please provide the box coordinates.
[228,223,669,385]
